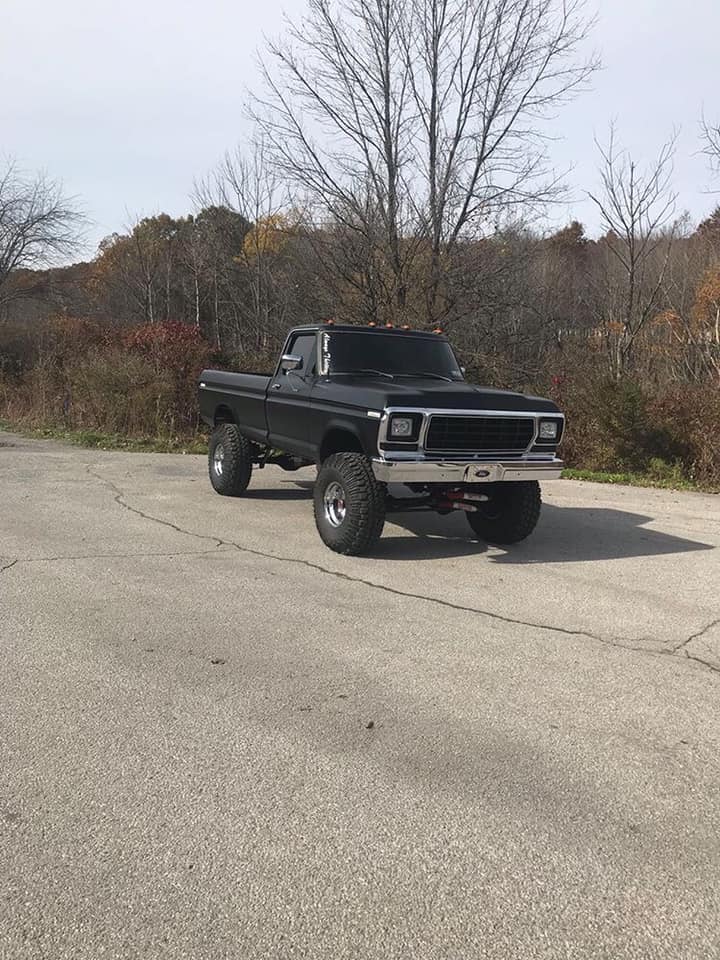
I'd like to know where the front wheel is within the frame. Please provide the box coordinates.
[314,453,386,555]
[208,423,252,496]
[466,481,541,544]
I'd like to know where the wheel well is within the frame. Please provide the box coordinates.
[320,428,364,462]
[214,405,235,426]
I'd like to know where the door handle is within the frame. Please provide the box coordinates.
[271,382,282,390]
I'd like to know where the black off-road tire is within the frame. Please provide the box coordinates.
[314,453,386,555]
[466,481,541,544]
[208,424,252,496]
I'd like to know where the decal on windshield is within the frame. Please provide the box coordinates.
[321,331,331,375]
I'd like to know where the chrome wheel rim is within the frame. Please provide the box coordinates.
[213,443,225,476]
[323,481,347,527]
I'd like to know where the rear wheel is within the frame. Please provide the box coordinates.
[208,423,252,496]
[314,453,386,555]
[466,481,541,544]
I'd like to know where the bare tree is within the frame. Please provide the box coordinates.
[195,142,296,352]
[129,216,167,325]
[403,0,597,321]
[0,158,84,306]
[178,218,210,333]
[588,126,678,378]
[701,115,720,183]
[252,0,597,325]
[95,216,170,324]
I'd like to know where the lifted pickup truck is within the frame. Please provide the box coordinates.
[198,324,564,555]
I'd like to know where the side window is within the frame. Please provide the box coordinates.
[286,333,317,377]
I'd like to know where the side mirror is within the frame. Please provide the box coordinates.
[460,366,466,377]
[281,354,303,373]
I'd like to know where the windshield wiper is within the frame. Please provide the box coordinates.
[331,369,395,380]
[396,371,454,382]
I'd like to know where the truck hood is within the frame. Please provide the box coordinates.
[317,377,561,414]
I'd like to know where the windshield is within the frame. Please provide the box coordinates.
[320,331,463,381]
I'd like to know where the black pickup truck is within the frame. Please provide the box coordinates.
[198,324,564,555]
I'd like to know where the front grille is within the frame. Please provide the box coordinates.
[425,415,534,453]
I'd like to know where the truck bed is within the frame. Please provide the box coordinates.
[198,369,271,444]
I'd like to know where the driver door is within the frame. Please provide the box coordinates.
[265,331,317,458]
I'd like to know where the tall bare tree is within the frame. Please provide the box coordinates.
[252,0,597,325]
[588,127,678,378]
[0,159,84,306]
[404,0,597,321]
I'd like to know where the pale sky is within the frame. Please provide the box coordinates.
[2,0,718,258]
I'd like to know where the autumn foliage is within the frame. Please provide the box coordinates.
[2,200,720,487]
[0,318,212,439]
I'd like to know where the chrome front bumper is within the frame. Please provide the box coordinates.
[371,458,564,484]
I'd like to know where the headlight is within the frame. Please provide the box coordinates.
[390,416,415,438]
[539,419,560,440]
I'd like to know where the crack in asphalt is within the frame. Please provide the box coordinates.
[667,618,720,675]
[671,617,720,655]
[680,652,720,675]
[82,465,720,676]
[80,464,720,676]
[0,549,226,568]
[86,467,226,550]
[0,558,19,574]
[85,468,631,645]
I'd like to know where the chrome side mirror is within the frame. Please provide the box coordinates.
[281,354,303,373]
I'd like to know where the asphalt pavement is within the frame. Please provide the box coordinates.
[1,430,719,959]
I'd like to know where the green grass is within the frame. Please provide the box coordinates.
[2,419,716,492]
[0,420,208,455]
[561,467,710,493]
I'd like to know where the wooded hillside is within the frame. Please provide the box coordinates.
[1,0,718,487]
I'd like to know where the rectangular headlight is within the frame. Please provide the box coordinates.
[539,420,559,440]
[390,416,415,438]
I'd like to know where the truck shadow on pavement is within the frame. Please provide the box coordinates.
[377,505,715,563]
[256,478,714,563]
[243,486,314,501]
